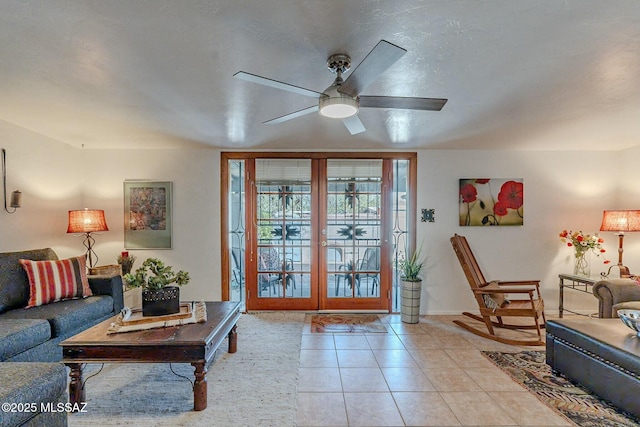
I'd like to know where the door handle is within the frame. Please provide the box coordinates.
[321,241,327,247]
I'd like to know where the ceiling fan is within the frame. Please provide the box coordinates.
[234,40,447,135]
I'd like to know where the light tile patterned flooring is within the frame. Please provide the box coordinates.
[296,314,571,427]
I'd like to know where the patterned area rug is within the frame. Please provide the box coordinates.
[309,313,387,333]
[483,350,640,427]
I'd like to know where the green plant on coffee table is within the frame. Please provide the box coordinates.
[123,258,190,290]
[399,245,425,282]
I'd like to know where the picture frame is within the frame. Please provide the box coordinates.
[124,180,172,249]
[459,178,524,226]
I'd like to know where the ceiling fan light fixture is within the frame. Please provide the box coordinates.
[319,93,359,119]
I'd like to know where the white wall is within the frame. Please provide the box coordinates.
[80,149,222,303]
[0,121,82,253]
[417,150,620,314]
[618,144,640,276]
[2,124,634,314]
[81,148,624,314]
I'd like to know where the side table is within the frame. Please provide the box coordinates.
[558,273,601,318]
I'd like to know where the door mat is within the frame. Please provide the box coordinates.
[309,314,387,333]
[482,350,640,427]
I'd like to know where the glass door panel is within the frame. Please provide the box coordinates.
[249,159,316,310]
[321,159,389,311]
[228,160,245,304]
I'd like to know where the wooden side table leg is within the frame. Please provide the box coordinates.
[66,363,86,410]
[191,362,207,411]
[228,324,238,353]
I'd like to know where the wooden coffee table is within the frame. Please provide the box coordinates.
[60,301,241,411]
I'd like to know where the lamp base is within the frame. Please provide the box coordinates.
[601,264,631,278]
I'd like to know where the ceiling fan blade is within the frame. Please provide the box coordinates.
[338,40,406,97]
[234,71,324,98]
[341,115,366,135]
[359,96,448,111]
[264,105,319,124]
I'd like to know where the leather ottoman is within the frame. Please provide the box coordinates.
[546,318,640,418]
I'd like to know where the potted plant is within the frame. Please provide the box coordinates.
[116,251,137,275]
[399,245,425,324]
[123,258,190,316]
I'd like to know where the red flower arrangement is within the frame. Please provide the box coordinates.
[559,229,610,264]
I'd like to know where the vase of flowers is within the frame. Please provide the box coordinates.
[559,230,609,276]
[116,251,136,275]
[123,258,190,316]
[573,247,591,276]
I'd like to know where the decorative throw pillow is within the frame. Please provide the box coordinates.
[481,281,509,310]
[19,256,92,308]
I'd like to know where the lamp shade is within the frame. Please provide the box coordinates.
[599,210,640,232]
[67,209,109,233]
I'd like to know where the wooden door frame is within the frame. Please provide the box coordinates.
[220,152,417,312]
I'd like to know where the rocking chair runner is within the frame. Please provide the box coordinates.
[450,234,546,346]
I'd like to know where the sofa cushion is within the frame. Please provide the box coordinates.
[0,319,51,361]
[0,248,58,314]
[1,295,114,337]
[0,362,67,427]
[20,256,92,308]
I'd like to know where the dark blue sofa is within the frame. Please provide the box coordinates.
[0,248,124,427]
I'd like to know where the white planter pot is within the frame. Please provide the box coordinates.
[400,279,422,324]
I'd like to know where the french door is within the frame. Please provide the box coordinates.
[221,153,415,312]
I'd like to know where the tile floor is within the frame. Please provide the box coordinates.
[295,314,571,427]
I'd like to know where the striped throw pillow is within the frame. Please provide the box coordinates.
[19,256,92,308]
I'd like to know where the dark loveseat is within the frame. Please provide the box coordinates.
[0,248,124,427]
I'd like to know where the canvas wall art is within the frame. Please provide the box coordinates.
[124,181,172,249]
[459,178,523,226]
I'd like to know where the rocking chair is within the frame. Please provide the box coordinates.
[450,234,546,346]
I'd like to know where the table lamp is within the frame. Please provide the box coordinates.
[599,209,640,277]
[67,209,109,268]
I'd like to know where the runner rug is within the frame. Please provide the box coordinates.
[309,313,387,333]
[482,350,640,427]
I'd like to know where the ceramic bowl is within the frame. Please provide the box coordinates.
[618,309,640,337]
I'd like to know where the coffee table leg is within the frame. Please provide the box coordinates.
[66,363,86,409]
[228,324,238,353]
[191,362,207,411]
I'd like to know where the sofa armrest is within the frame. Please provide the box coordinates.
[593,278,640,318]
[88,275,124,315]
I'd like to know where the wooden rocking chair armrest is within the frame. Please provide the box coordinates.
[473,288,534,295]
[494,280,540,287]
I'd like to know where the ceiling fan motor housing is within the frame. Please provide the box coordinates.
[327,54,351,74]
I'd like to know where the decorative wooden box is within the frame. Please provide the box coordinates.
[88,264,122,277]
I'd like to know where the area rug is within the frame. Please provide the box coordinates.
[482,350,640,427]
[68,312,305,427]
[309,313,387,333]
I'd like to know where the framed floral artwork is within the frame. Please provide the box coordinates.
[459,178,523,226]
[124,180,172,249]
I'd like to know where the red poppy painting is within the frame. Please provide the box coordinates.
[459,178,524,226]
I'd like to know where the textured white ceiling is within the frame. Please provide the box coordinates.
[1,0,640,150]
